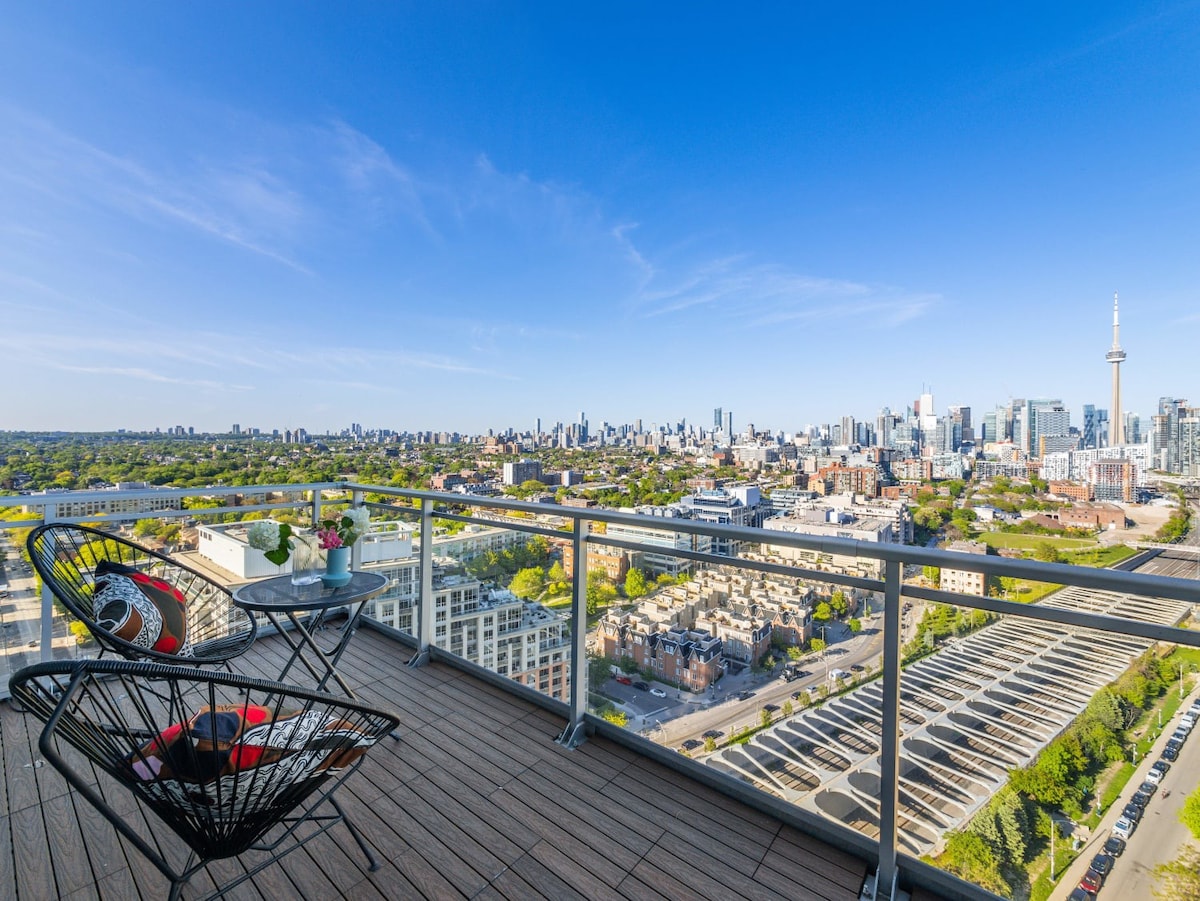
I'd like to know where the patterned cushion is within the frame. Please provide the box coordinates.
[130,704,374,784]
[92,560,191,656]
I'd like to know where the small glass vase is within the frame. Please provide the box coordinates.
[290,533,322,586]
[322,545,353,588]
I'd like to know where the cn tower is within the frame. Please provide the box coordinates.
[1106,292,1126,446]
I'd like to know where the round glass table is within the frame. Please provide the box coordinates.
[232,570,388,698]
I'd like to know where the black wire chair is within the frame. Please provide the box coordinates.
[10,658,401,901]
[28,523,257,665]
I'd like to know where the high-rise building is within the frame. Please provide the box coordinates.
[725,410,733,436]
[713,407,723,430]
[1106,292,1127,445]
[1081,405,1108,450]
[1123,412,1140,446]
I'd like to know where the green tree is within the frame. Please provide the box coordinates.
[1033,541,1062,563]
[922,566,941,586]
[133,518,158,538]
[509,566,546,600]
[1153,845,1200,901]
[814,601,833,621]
[939,832,1007,895]
[624,567,650,600]
[704,736,717,753]
[810,637,826,653]
[782,700,794,717]
[848,618,862,633]
[547,561,567,584]
[586,570,618,614]
[830,590,848,616]
[760,708,773,728]
[1180,787,1200,840]
[588,654,616,688]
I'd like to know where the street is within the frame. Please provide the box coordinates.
[1052,687,1200,900]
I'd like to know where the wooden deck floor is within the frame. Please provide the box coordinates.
[0,627,883,900]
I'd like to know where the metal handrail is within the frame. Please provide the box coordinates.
[3,482,1197,901]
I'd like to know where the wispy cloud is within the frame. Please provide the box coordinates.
[627,249,936,330]
[0,104,312,272]
[52,364,254,392]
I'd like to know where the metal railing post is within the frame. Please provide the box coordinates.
[39,502,57,663]
[408,498,435,668]
[350,489,364,570]
[558,516,590,748]
[310,490,323,529]
[872,558,903,901]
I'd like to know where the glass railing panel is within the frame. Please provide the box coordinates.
[386,502,572,704]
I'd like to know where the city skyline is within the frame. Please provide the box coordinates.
[1,5,1198,434]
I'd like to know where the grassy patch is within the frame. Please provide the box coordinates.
[978,532,1096,551]
[1061,544,1140,567]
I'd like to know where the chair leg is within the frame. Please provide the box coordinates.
[329,797,381,872]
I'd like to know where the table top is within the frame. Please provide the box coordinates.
[232,570,388,613]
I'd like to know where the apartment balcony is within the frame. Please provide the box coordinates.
[1,482,1198,900]
[0,624,914,900]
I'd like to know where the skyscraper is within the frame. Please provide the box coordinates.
[1106,293,1127,446]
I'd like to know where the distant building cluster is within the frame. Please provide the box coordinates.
[597,566,826,690]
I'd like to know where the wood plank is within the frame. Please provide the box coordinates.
[44,793,106,897]
[506,851,590,901]
[634,844,782,901]
[0,816,13,899]
[11,804,55,900]
[527,837,636,899]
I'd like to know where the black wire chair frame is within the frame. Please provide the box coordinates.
[28,523,257,665]
[10,658,401,901]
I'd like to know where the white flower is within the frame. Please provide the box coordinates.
[246,521,281,552]
[344,507,371,537]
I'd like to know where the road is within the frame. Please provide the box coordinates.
[1052,687,1200,899]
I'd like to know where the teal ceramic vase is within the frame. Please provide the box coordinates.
[321,546,352,587]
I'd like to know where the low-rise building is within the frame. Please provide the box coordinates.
[940,541,988,596]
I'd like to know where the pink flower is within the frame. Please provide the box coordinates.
[315,527,343,550]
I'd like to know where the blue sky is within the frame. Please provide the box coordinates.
[1,3,1197,436]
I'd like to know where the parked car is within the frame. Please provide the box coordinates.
[702,729,724,739]
[1131,790,1152,809]
[1067,888,1094,901]
[633,681,649,691]
[650,688,667,698]
[737,690,753,700]
[1152,759,1171,776]
[1122,803,1143,822]
[1089,853,1114,877]
[1139,779,1159,795]
[763,703,780,712]
[615,675,632,685]
[1145,769,1164,786]
[1078,870,1104,894]
[1103,835,1126,857]
[1112,817,1135,840]
[679,739,702,751]
[1171,728,1188,743]
[1163,744,1180,761]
